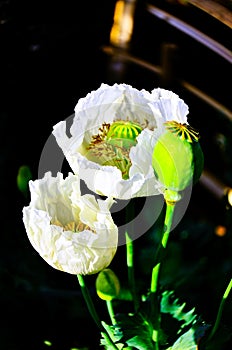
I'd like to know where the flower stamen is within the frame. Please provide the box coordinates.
[91,122,111,145]
[87,120,143,179]
[52,219,93,233]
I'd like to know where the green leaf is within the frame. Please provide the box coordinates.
[161,290,197,332]
[114,313,155,350]
[101,313,155,350]
[166,328,197,350]
[160,290,209,348]
[100,322,124,349]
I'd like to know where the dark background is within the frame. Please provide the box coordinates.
[1,0,232,349]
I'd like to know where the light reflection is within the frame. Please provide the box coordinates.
[147,4,232,63]
[228,188,232,207]
[110,0,137,48]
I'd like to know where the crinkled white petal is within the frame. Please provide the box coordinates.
[53,83,158,159]
[149,88,189,125]
[52,84,189,199]
[22,172,118,275]
[129,129,165,195]
[28,171,81,224]
[73,153,152,198]
[73,83,158,130]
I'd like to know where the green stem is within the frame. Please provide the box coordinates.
[77,275,118,350]
[151,202,175,292]
[106,300,117,325]
[150,201,176,349]
[126,231,139,312]
[207,278,232,341]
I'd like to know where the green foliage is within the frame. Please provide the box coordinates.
[114,313,154,350]
[101,313,154,350]
[166,328,197,350]
[100,289,209,349]
[161,290,197,331]
[101,322,124,349]
[159,290,215,349]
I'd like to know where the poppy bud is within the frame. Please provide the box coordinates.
[96,268,120,301]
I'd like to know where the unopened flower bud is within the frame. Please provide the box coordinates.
[96,268,120,301]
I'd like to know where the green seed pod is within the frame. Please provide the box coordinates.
[152,122,204,193]
[96,268,120,301]
[107,120,142,149]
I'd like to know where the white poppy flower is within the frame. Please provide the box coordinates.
[52,83,189,199]
[22,172,118,275]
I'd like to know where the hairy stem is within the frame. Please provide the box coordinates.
[207,278,232,341]
[126,232,139,312]
[77,274,118,350]
[150,201,176,349]
[106,300,117,325]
